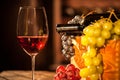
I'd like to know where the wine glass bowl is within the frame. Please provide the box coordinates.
[17,6,49,80]
[17,36,48,56]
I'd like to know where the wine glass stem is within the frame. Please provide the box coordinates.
[31,55,36,80]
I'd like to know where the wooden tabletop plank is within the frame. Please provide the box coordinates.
[0,71,55,80]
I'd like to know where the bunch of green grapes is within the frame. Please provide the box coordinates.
[80,46,103,80]
[79,10,120,80]
[81,18,113,47]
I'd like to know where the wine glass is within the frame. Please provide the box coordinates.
[17,6,49,80]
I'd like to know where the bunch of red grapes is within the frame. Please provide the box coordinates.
[54,64,81,80]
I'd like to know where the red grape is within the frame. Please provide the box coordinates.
[58,72,67,79]
[66,70,75,77]
[65,64,76,71]
[75,68,81,80]
[54,74,60,80]
[56,65,65,73]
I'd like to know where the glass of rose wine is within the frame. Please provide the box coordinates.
[17,6,49,80]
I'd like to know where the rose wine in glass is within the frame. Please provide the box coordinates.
[17,6,49,80]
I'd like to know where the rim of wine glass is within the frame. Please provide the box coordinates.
[17,6,49,36]
[19,6,46,10]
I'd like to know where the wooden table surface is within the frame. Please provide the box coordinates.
[0,70,55,80]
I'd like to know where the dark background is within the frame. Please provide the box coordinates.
[0,0,54,71]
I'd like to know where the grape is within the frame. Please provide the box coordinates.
[98,18,107,25]
[87,47,97,57]
[69,46,75,53]
[54,74,60,80]
[62,46,74,59]
[74,15,81,20]
[66,70,79,80]
[85,26,95,37]
[102,21,113,31]
[83,25,91,34]
[62,41,68,46]
[84,57,93,66]
[93,28,101,37]
[96,53,103,62]
[67,37,72,46]
[61,34,68,41]
[65,64,76,71]
[66,70,75,77]
[96,37,105,47]
[81,36,89,46]
[101,30,111,39]
[57,72,67,79]
[114,19,120,26]
[83,26,89,35]
[68,15,85,25]
[93,21,102,29]
[67,76,75,80]
[75,68,81,79]
[93,57,101,66]
[87,28,95,37]
[65,54,71,59]
[80,68,90,78]
[89,73,99,80]
[97,65,103,74]
[88,37,96,46]
[74,15,84,25]
[56,65,65,73]
[113,25,120,35]
[62,49,67,55]
[63,45,69,50]
[82,52,89,59]
[88,65,97,74]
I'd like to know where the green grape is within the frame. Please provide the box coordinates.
[89,73,99,80]
[93,57,101,66]
[83,25,94,36]
[98,18,107,24]
[83,25,91,35]
[93,28,101,37]
[84,57,93,66]
[96,53,103,62]
[102,21,113,31]
[80,68,90,78]
[114,19,120,26]
[113,25,120,35]
[88,65,97,74]
[92,21,102,29]
[88,37,96,46]
[82,52,89,59]
[101,30,111,39]
[87,47,97,57]
[86,26,95,37]
[96,36,105,47]
[81,35,88,46]
[97,65,103,74]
